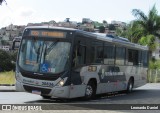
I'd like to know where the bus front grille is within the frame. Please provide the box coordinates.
[21,71,60,81]
[23,85,51,95]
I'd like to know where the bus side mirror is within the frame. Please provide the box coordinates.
[12,41,15,50]
[21,44,25,52]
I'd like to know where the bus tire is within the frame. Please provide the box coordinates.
[126,78,134,93]
[84,80,96,100]
[41,95,51,99]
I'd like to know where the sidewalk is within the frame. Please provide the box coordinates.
[0,85,15,92]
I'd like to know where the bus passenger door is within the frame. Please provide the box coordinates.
[70,37,87,98]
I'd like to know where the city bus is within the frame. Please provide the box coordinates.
[15,26,148,99]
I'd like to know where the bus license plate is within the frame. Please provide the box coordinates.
[32,90,41,95]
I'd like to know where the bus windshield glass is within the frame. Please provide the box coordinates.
[19,38,71,74]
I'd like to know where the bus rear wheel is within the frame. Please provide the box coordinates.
[84,81,96,99]
[126,78,134,93]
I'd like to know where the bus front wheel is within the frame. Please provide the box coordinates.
[84,81,96,99]
[41,95,51,99]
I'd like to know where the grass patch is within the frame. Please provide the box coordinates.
[0,71,15,85]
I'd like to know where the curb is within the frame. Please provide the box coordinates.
[0,84,15,86]
[0,85,16,92]
[0,90,16,92]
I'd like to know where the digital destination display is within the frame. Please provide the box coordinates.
[30,30,66,38]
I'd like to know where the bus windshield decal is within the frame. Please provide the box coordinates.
[30,30,66,38]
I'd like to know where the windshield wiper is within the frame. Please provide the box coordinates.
[47,40,59,53]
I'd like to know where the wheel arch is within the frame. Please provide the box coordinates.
[88,78,97,89]
[129,76,134,86]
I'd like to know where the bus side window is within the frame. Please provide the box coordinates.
[96,46,103,63]
[104,43,115,65]
[91,41,103,64]
[128,49,138,66]
[115,46,125,65]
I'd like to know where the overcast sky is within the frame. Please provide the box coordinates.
[0,0,160,28]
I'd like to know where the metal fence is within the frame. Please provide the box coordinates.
[148,69,160,83]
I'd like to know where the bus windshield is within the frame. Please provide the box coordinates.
[19,38,71,74]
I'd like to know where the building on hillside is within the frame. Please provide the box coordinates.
[27,22,49,26]
[111,21,127,29]
[0,45,10,51]
[0,24,25,41]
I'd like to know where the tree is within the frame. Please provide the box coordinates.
[103,20,108,27]
[99,26,105,33]
[115,22,142,42]
[108,24,116,30]
[1,40,10,45]
[0,0,7,5]
[132,5,160,63]
[138,35,157,51]
[132,5,160,38]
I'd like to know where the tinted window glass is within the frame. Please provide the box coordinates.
[116,47,125,65]
[128,49,139,66]
[91,41,103,63]
[104,43,115,64]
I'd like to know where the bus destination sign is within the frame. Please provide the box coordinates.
[30,30,66,38]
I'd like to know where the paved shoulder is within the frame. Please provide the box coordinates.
[0,86,15,92]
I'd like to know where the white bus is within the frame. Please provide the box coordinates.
[15,26,148,99]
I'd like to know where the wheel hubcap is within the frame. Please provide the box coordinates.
[129,83,133,92]
[86,85,93,97]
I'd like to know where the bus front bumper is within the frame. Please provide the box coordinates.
[16,80,70,98]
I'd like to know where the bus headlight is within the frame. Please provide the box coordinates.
[57,79,64,87]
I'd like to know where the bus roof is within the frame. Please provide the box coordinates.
[76,31,148,51]
[24,26,148,51]
[25,26,76,31]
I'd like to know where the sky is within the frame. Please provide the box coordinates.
[0,0,160,28]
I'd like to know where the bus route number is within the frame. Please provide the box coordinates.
[31,31,39,36]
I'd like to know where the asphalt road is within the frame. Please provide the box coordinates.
[0,83,160,111]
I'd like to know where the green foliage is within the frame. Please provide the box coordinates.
[132,5,160,38]
[0,50,15,72]
[138,35,157,51]
[115,22,144,43]
[149,60,160,69]
[10,51,18,62]
[1,40,10,45]
[93,21,103,29]
[108,24,116,30]
[99,26,105,33]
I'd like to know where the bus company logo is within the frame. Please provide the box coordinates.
[100,69,105,79]
[2,105,12,110]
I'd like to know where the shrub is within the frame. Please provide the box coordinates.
[10,51,18,62]
[0,50,15,72]
[149,59,160,69]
